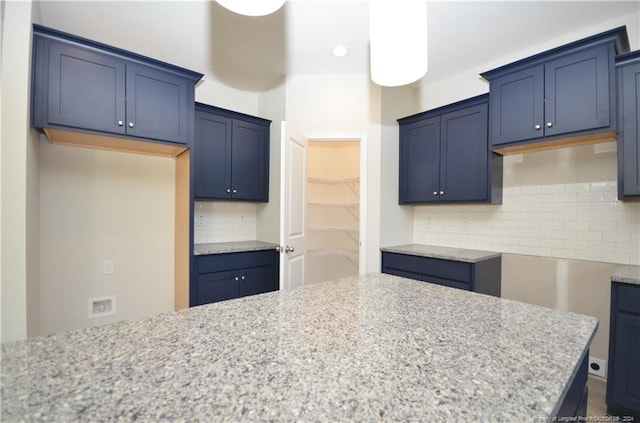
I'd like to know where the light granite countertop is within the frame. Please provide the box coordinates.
[1,273,596,422]
[194,240,279,256]
[381,244,501,263]
[611,264,640,286]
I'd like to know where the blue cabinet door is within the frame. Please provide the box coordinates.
[618,55,640,199]
[125,63,190,144]
[242,265,278,297]
[440,102,489,201]
[197,271,240,305]
[610,312,640,413]
[231,119,268,201]
[194,111,232,199]
[489,65,544,146]
[544,44,611,137]
[194,103,270,202]
[47,42,126,135]
[399,116,440,204]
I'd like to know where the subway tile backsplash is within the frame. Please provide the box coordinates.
[414,181,640,265]
[194,201,257,244]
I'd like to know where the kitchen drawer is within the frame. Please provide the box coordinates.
[616,283,640,315]
[382,252,472,283]
[197,250,277,274]
[421,275,471,291]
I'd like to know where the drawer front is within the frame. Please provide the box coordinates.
[616,283,640,315]
[422,275,471,291]
[382,252,472,283]
[197,250,277,274]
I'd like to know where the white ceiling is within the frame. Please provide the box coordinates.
[36,1,639,91]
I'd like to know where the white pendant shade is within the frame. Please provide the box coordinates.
[216,0,286,16]
[370,0,428,87]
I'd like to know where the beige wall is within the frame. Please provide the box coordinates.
[39,142,175,335]
[1,0,40,342]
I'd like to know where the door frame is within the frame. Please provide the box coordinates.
[304,132,368,274]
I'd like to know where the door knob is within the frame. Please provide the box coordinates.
[284,245,295,253]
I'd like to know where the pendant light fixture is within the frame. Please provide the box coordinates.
[369,0,428,87]
[216,0,286,17]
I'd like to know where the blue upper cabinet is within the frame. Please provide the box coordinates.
[32,25,202,147]
[482,27,629,152]
[194,103,271,202]
[617,51,640,200]
[398,94,502,204]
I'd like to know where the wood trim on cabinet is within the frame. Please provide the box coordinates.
[492,131,617,155]
[174,149,190,311]
[44,128,187,158]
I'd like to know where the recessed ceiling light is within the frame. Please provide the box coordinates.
[332,45,350,57]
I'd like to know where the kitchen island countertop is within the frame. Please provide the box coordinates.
[1,273,596,422]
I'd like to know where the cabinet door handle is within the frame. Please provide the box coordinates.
[117,120,124,127]
[546,122,553,128]
[232,189,237,194]
[226,189,231,193]
[128,122,135,128]
[534,124,541,130]
[234,276,240,282]
[433,191,438,196]
[241,275,246,281]
[440,191,444,195]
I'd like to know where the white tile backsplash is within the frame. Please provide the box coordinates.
[414,181,640,265]
[194,201,258,244]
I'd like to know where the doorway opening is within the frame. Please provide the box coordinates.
[306,140,361,284]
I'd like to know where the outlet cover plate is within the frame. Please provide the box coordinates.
[588,356,606,378]
[88,295,116,319]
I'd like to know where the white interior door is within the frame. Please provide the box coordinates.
[279,122,307,291]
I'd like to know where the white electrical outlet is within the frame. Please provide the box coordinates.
[103,260,114,275]
[588,356,606,378]
[426,217,432,229]
[197,214,205,227]
[463,220,470,231]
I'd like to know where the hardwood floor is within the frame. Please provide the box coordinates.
[587,375,608,417]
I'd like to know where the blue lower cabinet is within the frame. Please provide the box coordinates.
[607,283,640,418]
[194,250,279,307]
[381,252,501,297]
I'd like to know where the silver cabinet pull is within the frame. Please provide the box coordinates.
[284,245,295,253]
[226,189,231,193]
[117,120,124,126]
[433,191,438,196]
[546,122,553,128]
[232,189,237,194]
[534,124,541,130]
[241,276,246,281]
[234,276,240,282]
[128,122,135,128]
[440,191,444,195]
